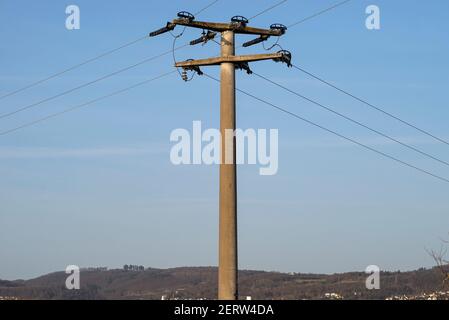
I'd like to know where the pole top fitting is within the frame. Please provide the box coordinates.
[270,23,287,35]
[274,50,292,67]
[180,59,204,81]
[177,11,195,22]
[230,16,249,28]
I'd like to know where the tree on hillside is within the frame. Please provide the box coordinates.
[427,235,449,289]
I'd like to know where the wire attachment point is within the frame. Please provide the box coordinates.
[270,23,287,35]
[177,11,195,22]
[180,59,203,82]
[149,22,176,37]
[235,62,253,75]
[274,50,292,67]
[231,16,249,28]
[190,31,217,46]
[242,35,270,48]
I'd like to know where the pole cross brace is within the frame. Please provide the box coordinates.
[175,53,284,68]
[172,19,284,36]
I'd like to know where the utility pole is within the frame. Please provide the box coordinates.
[219,29,238,301]
[150,12,291,300]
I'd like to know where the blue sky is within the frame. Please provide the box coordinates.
[0,0,448,280]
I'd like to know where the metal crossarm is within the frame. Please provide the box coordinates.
[172,19,285,36]
[175,53,285,68]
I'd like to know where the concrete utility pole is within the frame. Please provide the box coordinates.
[218,29,238,301]
[150,12,291,300]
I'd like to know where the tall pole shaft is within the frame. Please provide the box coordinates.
[218,30,238,300]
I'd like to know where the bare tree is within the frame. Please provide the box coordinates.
[427,236,449,289]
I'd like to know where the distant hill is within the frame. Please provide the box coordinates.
[0,266,448,300]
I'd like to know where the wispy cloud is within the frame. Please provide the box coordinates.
[281,135,448,149]
[0,144,167,159]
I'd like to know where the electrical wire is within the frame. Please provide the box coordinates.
[291,64,449,147]
[252,71,449,168]
[262,36,282,51]
[181,0,448,168]
[0,0,221,102]
[2,0,447,186]
[0,45,188,121]
[249,0,289,21]
[0,35,149,101]
[238,0,349,50]
[171,27,188,80]
[204,72,449,185]
[194,0,221,16]
[0,71,176,136]
[287,0,352,28]
[250,0,449,152]
[232,0,351,49]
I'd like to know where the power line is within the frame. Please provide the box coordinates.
[0,44,188,121]
[204,73,449,185]
[249,0,289,20]
[252,71,449,168]
[0,71,176,136]
[232,0,349,49]
[0,0,290,121]
[1,0,348,131]
[0,0,285,132]
[287,0,352,28]
[0,0,348,121]
[194,0,221,16]
[291,64,449,147]
[0,36,149,102]
[0,0,220,102]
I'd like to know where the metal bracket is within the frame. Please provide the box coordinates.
[230,16,249,29]
[243,35,270,48]
[235,62,253,74]
[149,22,176,37]
[270,23,287,35]
[177,11,195,22]
[180,59,203,81]
[273,50,292,67]
[190,31,217,46]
